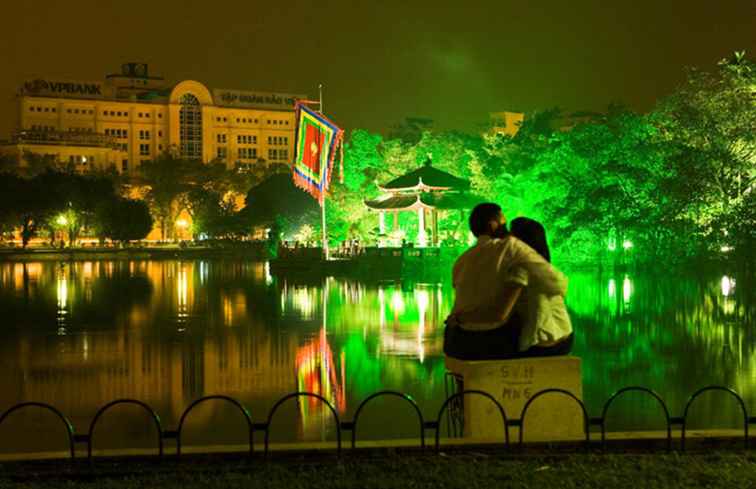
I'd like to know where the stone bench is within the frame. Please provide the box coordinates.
[444,355,584,442]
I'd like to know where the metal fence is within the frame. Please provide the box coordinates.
[0,384,752,461]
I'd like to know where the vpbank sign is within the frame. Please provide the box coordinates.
[22,79,104,98]
[213,89,304,110]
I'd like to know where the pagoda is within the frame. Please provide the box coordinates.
[364,157,481,247]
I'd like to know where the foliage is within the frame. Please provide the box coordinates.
[0,170,144,247]
[140,152,252,240]
[96,198,153,243]
[241,173,320,241]
[324,52,754,267]
[654,50,756,257]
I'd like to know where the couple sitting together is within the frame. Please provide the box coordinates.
[444,203,573,361]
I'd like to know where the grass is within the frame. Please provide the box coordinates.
[1,450,755,488]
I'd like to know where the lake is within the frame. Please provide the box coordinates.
[0,259,752,453]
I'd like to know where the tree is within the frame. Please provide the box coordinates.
[0,173,24,242]
[242,173,320,231]
[139,153,195,240]
[12,174,59,247]
[97,198,153,244]
[655,51,756,253]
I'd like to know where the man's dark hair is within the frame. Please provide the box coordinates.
[469,203,502,237]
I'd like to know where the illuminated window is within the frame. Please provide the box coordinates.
[268,149,277,160]
[279,149,288,160]
[179,93,202,160]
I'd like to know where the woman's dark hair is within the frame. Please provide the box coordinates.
[469,203,502,237]
[510,217,551,263]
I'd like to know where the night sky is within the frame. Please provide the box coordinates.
[1,0,754,136]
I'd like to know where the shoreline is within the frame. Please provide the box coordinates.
[0,245,268,262]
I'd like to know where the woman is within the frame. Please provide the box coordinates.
[449,217,573,358]
[508,217,573,357]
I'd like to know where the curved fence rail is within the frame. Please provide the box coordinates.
[0,402,76,459]
[264,392,342,456]
[1,384,755,460]
[518,389,590,446]
[435,390,509,451]
[87,399,164,460]
[349,391,425,449]
[176,395,254,457]
[600,387,672,450]
[681,386,749,450]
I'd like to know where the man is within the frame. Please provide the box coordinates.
[444,203,567,360]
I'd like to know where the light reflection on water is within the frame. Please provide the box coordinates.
[0,259,752,452]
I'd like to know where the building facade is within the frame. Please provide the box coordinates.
[4,63,304,175]
[489,111,524,137]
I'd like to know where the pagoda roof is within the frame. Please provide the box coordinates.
[365,191,483,211]
[377,158,470,192]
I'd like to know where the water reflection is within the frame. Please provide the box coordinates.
[56,266,68,335]
[0,260,752,452]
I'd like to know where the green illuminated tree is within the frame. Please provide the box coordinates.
[655,51,756,254]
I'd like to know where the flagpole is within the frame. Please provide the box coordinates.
[318,83,330,261]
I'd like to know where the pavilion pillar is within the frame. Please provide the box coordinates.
[432,210,439,247]
[379,211,386,235]
[417,207,427,247]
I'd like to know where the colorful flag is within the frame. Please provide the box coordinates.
[292,102,344,204]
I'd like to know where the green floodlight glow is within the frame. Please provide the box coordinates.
[721,275,735,297]
[607,235,617,251]
[622,276,633,305]
[56,215,68,226]
[622,240,633,250]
